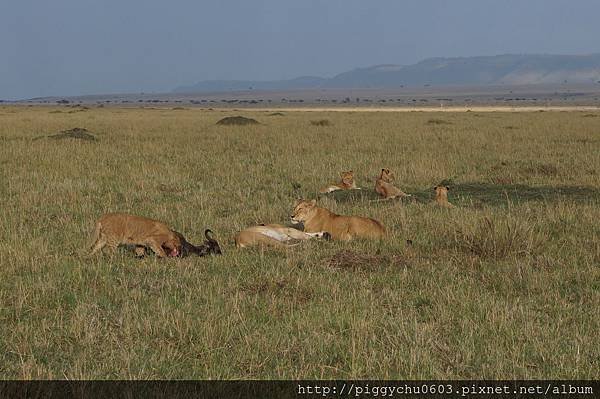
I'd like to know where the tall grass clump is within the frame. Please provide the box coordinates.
[452,215,547,259]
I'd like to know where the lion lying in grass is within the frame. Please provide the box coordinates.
[291,199,385,241]
[319,170,359,193]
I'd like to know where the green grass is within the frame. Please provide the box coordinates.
[0,106,599,379]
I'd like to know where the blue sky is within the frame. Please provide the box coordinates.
[2,0,600,99]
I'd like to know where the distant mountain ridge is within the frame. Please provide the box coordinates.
[174,54,600,93]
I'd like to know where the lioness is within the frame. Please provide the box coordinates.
[235,224,330,248]
[433,185,454,208]
[291,199,385,241]
[375,168,411,199]
[89,213,182,257]
[319,170,359,193]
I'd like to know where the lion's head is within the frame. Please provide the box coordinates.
[434,185,450,198]
[291,199,318,224]
[379,168,395,183]
[340,171,355,185]
[162,232,183,257]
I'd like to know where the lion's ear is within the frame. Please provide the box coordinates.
[310,199,317,206]
[446,186,451,191]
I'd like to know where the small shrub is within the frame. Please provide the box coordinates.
[310,119,332,126]
[216,116,259,125]
[427,118,452,125]
[35,127,97,142]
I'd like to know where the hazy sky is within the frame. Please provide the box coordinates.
[2,0,600,99]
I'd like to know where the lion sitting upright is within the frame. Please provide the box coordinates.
[375,168,411,199]
[432,185,455,208]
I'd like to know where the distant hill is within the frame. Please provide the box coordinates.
[174,54,600,93]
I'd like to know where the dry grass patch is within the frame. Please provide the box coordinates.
[325,250,406,271]
[1,106,599,379]
[238,278,313,304]
[519,162,560,177]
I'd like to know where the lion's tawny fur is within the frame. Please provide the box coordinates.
[375,168,411,199]
[291,200,385,241]
[89,213,182,257]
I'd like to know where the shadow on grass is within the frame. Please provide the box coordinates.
[411,182,600,206]
[321,188,382,202]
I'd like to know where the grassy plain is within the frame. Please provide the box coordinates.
[0,105,599,379]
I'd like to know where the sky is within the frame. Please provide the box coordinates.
[2,0,600,99]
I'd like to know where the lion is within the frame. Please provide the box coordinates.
[235,224,330,248]
[433,185,454,208]
[290,199,385,241]
[319,170,359,193]
[375,168,411,199]
[89,213,182,258]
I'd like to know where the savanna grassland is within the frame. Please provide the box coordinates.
[0,105,599,379]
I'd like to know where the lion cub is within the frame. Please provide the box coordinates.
[375,168,411,199]
[432,185,454,208]
[291,199,385,241]
[319,170,359,193]
[89,213,182,257]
